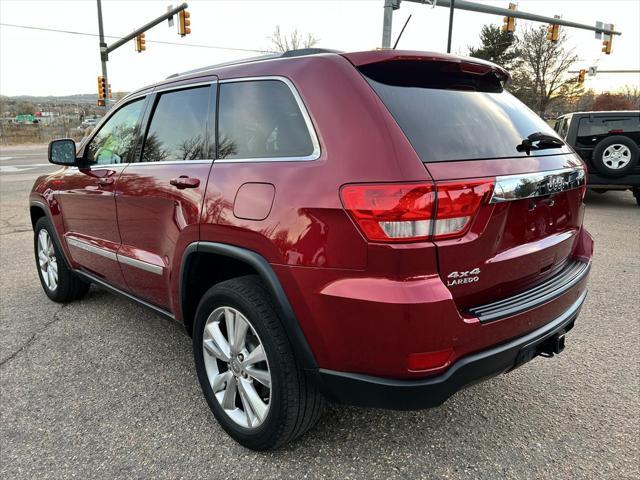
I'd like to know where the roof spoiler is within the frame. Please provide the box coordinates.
[342,50,510,83]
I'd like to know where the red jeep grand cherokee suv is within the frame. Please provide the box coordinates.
[31,49,592,450]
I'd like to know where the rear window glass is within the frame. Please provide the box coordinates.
[217,80,315,160]
[577,116,640,136]
[361,62,569,162]
[142,86,211,162]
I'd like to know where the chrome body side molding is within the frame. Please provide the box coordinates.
[490,167,586,204]
[66,237,164,275]
[66,237,118,261]
[117,254,164,276]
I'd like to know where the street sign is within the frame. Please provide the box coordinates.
[167,5,174,27]
[588,66,598,77]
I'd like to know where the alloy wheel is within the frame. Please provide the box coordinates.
[202,306,271,428]
[37,229,58,291]
[602,144,631,169]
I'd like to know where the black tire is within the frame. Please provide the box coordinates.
[633,187,640,206]
[592,136,639,178]
[34,217,90,303]
[193,275,325,450]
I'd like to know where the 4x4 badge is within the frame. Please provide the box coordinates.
[447,268,481,286]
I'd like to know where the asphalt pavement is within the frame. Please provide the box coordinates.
[1,144,638,479]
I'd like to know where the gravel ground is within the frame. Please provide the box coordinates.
[1,167,638,479]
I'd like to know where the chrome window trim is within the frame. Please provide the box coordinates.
[70,159,215,169]
[153,80,216,94]
[117,254,164,276]
[66,237,163,275]
[66,237,118,261]
[490,167,586,204]
[215,76,321,163]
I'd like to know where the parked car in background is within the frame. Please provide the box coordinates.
[31,49,592,450]
[554,111,640,205]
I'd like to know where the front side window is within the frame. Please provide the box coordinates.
[217,80,315,160]
[141,86,211,162]
[85,99,144,165]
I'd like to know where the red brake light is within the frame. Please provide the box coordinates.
[340,183,435,242]
[434,180,494,239]
[341,179,493,243]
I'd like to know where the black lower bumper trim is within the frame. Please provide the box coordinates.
[314,290,587,410]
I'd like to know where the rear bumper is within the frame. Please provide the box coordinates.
[313,290,587,410]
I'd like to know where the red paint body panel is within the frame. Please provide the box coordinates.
[30,50,593,384]
[53,166,128,289]
[115,163,212,310]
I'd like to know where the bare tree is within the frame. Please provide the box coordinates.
[517,25,580,117]
[268,25,319,52]
[619,85,640,108]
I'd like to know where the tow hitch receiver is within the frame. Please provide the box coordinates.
[539,331,566,357]
[513,329,568,370]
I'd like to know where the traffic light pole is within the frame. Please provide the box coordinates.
[446,0,455,53]
[381,0,622,49]
[96,0,109,108]
[94,1,189,108]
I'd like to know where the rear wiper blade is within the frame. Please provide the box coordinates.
[516,132,564,155]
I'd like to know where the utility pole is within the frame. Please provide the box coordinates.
[94,1,189,109]
[381,0,400,49]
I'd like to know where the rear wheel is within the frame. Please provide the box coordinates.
[592,136,639,177]
[192,275,324,450]
[34,217,89,302]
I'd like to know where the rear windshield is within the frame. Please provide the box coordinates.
[361,62,569,162]
[577,116,640,136]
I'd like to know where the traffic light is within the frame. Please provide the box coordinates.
[178,9,191,36]
[602,32,613,54]
[135,33,146,52]
[546,15,560,42]
[578,69,586,84]
[108,83,113,99]
[97,76,106,104]
[502,3,517,33]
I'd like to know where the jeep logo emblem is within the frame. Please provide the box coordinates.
[547,175,565,192]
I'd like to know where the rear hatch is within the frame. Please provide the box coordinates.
[347,52,586,309]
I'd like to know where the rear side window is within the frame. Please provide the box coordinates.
[217,80,315,160]
[577,116,640,136]
[85,99,144,165]
[361,62,568,162]
[141,86,211,162]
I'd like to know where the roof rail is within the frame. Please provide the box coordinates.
[280,48,342,58]
[166,48,342,79]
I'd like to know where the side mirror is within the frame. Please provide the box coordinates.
[48,139,79,166]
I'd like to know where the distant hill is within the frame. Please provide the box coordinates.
[1,93,129,105]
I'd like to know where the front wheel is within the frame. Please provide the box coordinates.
[192,275,324,450]
[34,217,89,302]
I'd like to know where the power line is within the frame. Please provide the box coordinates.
[0,22,271,54]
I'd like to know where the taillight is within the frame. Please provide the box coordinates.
[341,179,493,243]
[434,180,494,239]
[340,183,435,242]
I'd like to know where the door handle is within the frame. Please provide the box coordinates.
[170,176,200,189]
[97,177,115,186]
